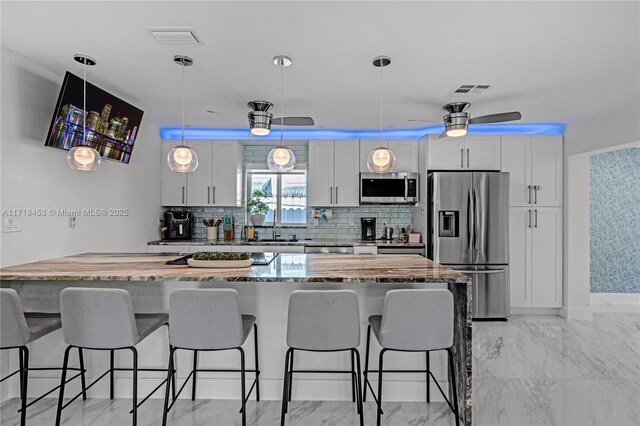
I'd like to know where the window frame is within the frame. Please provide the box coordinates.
[246,164,307,226]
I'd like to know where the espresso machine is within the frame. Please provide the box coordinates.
[164,211,193,240]
[361,217,376,241]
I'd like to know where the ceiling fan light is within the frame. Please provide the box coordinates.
[267,146,296,172]
[367,147,396,173]
[168,145,199,172]
[446,126,468,137]
[67,146,101,171]
[250,126,270,136]
[248,110,272,137]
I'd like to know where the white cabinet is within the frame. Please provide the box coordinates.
[502,135,563,207]
[161,141,187,206]
[308,140,359,207]
[509,206,562,308]
[427,135,500,171]
[185,140,242,207]
[359,140,419,173]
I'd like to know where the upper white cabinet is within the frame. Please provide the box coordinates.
[359,139,419,173]
[427,135,501,171]
[161,141,187,206]
[162,140,242,207]
[502,135,563,207]
[308,140,359,207]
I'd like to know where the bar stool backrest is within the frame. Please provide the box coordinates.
[0,289,30,348]
[379,289,453,351]
[169,289,244,350]
[60,288,139,349]
[286,290,360,351]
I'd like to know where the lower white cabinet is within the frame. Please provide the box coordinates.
[509,207,562,308]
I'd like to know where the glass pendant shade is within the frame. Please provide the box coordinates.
[67,146,101,171]
[267,146,296,172]
[168,145,199,172]
[367,146,396,173]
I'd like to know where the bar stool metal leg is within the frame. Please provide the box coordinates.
[351,350,356,403]
[78,348,87,401]
[447,349,460,426]
[191,350,198,400]
[280,347,292,425]
[110,349,115,400]
[363,325,372,402]
[287,348,294,402]
[254,323,260,401]
[353,348,364,426]
[55,345,73,426]
[426,350,430,403]
[377,348,386,426]
[239,348,246,426]
[131,347,138,426]
[161,347,176,426]
[20,346,29,426]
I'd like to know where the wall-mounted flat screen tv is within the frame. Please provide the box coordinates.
[45,71,144,164]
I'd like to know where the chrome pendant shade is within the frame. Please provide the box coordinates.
[168,55,198,173]
[68,54,101,171]
[367,55,395,173]
[268,55,296,172]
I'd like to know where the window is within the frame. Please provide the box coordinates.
[247,167,307,225]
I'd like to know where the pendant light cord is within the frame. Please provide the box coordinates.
[181,60,185,145]
[83,62,87,146]
[280,60,284,147]
[379,62,383,146]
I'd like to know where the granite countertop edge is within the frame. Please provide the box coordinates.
[148,239,426,248]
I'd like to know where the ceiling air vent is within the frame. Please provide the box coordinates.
[146,27,202,45]
[451,84,491,96]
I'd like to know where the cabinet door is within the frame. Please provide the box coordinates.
[308,140,335,206]
[531,207,562,307]
[531,135,563,207]
[509,207,532,308]
[186,140,213,206]
[388,140,419,173]
[213,141,242,206]
[501,135,532,206]
[359,139,386,172]
[333,140,360,206]
[161,141,187,206]
[465,135,501,170]
[427,135,466,170]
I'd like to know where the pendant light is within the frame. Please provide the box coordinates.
[67,54,101,171]
[367,56,396,173]
[167,55,198,173]
[267,55,296,172]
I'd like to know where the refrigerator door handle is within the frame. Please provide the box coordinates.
[467,188,474,252]
[473,188,480,252]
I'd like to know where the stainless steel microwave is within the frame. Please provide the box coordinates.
[360,172,419,204]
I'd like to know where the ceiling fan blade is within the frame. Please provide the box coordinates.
[469,111,521,124]
[272,117,315,126]
[207,110,246,120]
[408,119,437,123]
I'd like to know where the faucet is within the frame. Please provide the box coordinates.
[272,223,281,240]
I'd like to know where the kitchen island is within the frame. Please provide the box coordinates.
[0,253,472,425]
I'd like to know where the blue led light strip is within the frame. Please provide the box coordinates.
[160,123,565,140]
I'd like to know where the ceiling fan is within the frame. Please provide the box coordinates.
[410,102,521,138]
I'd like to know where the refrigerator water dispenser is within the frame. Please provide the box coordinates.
[439,211,458,237]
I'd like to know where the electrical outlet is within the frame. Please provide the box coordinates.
[69,216,77,228]
[348,217,354,226]
[3,216,22,233]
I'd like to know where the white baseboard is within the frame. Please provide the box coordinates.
[560,306,594,320]
[510,307,562,316]
[591,293,640,313]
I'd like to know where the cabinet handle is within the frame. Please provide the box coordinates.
[466,148,470,168]
[335,186,338,205]
[207,186,211,204]
[212,186,216,204]
[527,209,532,228]
[460,149,464,168]
[181,186,185,204]
[527,185,532,204]
[330,187,333,204]
[534,185,541,204]
[534,209,538,228]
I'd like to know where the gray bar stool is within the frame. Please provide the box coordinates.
[162,289,260,426]
[363,289,460,426]
[1,288,86,426]
[55,288,171,426]
[281,290,363,426]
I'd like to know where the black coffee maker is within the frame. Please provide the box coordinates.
[164,211,192,240]
[361,217,377,241]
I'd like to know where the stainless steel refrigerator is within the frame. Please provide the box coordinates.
[427,172,510,320]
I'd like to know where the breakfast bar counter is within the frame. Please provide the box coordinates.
[1,253,472,425]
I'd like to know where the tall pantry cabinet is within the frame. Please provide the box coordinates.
[502,135,563,309]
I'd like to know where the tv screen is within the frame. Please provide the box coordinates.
[45,71,144,164]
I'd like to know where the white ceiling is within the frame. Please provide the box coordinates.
[2,1,639,131]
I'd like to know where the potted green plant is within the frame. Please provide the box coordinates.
[248,189,269,226]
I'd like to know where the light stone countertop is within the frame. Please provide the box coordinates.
[147,238,425,248]
[0,253,467,283]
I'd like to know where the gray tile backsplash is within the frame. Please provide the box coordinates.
[166,143,413,240]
